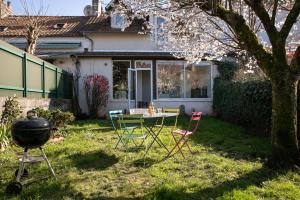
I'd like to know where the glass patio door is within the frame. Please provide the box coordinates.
[128,61,153,109]
[128,68,136,109]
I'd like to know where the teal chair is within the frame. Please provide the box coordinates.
[117,114,148,154]
[109,110,125,149]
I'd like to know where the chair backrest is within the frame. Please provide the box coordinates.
[163,107,180,128]
[109,110,123,130]
[117,114,144,129]
[188,112,202,133]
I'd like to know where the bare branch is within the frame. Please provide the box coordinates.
[271,0,279,25]
[280,0,300,40]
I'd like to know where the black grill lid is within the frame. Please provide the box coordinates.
[12,118,50,130]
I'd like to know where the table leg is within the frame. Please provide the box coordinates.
[143,124,169,157]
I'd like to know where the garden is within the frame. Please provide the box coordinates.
[0,96,300,200]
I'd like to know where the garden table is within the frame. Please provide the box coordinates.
[140,112,178,156]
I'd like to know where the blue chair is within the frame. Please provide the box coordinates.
[117,114,148,154]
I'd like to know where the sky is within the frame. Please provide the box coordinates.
[9,0,111,16]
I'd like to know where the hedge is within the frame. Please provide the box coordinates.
[213,78,272,135]
[213,61,300,136]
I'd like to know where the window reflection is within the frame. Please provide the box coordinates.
[157,61,184,98]
[185,65,211,98]
[113,61,130,99]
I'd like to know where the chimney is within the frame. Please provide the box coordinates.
[92,0,102,16]
[0,0,12,18]
[6,1,12,15]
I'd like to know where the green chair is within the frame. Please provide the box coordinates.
[109,110,125,149]
[156,108,180,131]
[117,114,148,153]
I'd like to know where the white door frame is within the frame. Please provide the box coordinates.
[128,61,153,109]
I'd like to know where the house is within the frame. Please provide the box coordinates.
[0,0,219,115]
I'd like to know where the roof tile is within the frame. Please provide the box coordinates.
[0,15,145,37]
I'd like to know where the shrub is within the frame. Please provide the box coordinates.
[31,107,75,129]
[0,96,23,125]
[0,124,10,151]
[217,61,238,80]
[84,74,109,118]
[213,78,272,135]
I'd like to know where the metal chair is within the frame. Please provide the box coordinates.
[164,112,202,159]
[109,110,125,149]
[155,107,180,131]
[117,114,148,153]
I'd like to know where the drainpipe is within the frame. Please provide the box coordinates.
[83,33,94,52]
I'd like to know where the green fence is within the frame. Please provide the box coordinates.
[0,40,72,99]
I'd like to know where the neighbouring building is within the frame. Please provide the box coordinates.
[0,0,219,115]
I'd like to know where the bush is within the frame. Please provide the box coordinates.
[217,61,238,80]
[0,124,10,151]
[31,107,75,129]
[213,78,272,135]
[0,96,23,125]
[84,74,109,118]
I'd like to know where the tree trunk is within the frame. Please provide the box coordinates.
[270,70,300,168]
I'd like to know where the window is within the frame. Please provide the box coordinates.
[53,23,66,29]
[185,65,211,98]
[153,16,166,44]
[113,61,130,99]
[111,14,124,28]
[135,60,152,69]
[156,61,212,99]
[0,26,8,32]
[157,61,184,98]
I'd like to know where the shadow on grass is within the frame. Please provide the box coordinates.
[88,196,142,200]
[147,165,287,200]
[69,150,119,170]
[132,157,157,168]
[183,117,272,162]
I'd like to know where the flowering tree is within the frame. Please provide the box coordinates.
[113,0,300,168]
[84,74,109,118]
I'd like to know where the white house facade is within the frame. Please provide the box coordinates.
[0,0,219,115]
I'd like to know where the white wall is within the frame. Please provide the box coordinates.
[88,33,159,51]
[1,37,91,52]
[77,58,113,115]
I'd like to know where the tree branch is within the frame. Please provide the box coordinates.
[271,0,279,25]
[280,0,300,40]
[290,45,300,75]
[198,1,273,75]
[243,0,278,45]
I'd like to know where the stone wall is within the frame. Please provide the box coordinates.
[0,97,73,117]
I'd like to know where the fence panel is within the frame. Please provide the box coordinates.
[0,40,73,99]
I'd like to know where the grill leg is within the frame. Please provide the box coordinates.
[39,147,56,177]
[16,148,28,182]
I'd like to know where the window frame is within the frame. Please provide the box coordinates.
[111,14,125,29]
[156,60,213,101]
[112,60,132,101]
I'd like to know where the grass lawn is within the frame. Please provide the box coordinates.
[0,117,299,200]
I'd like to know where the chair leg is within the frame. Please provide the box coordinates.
[164,134,186,160]
[185,140,193,155]
[171,133,185,158]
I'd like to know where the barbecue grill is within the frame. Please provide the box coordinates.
[6,111,56,195]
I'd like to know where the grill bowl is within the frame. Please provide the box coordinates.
[12,118,51,149]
